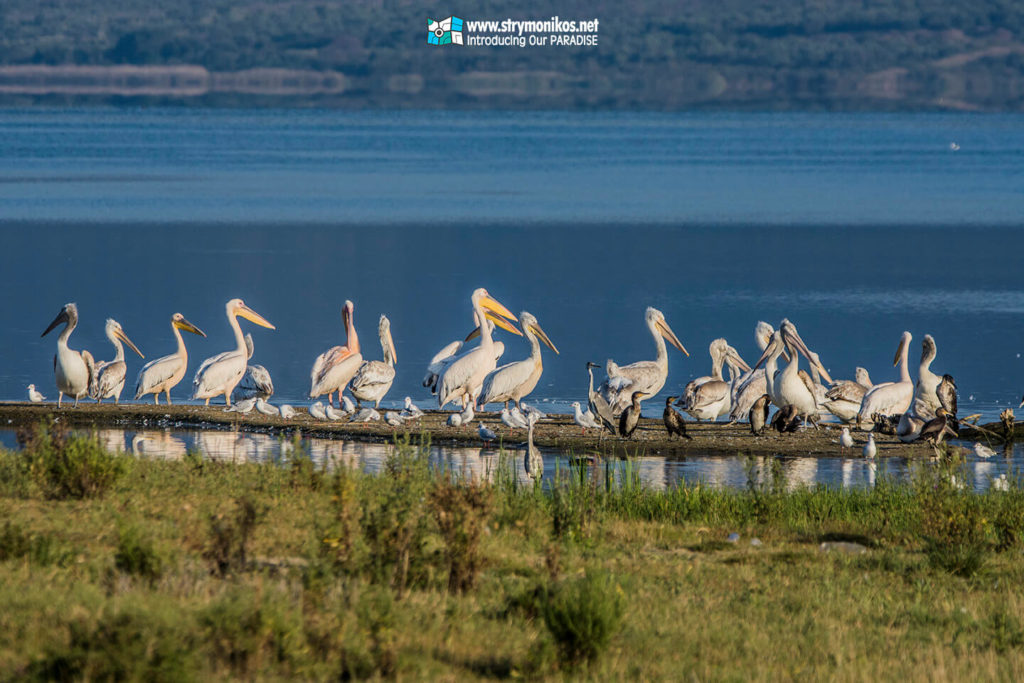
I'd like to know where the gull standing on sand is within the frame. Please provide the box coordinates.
[478,421,497,446]
[27,384,45,403]
[350,408,381,422]
[91,318,145,403]
[501,407,527,430]
[225,397,257,414]
[863,433,877,459]
[192,299,276,407]
[255,398,279,416]
[135,313,206,405]
[839,427,854,452]
[41,303,95,407]
[572,401,601,432]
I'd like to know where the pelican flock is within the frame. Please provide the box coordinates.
[30,290,1003,461]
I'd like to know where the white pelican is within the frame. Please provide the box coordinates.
[478,311,558,410]
[310,300,362,408]
[91,318,144,403]
[729,322,776,422]
[134,313,206,405]
[27,384,45,403]
[598,307,688,415]
[823,368,873,423]
[41,303,96,407]
[437,288,521,409]
[350,315,398,408]
[857,331,914,428]
[682,347,750,421]
[423,339,463,391]
[233,334,274,401]
[915,335,942,414]
[192,299,276,407]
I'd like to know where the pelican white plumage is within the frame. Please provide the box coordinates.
[310,300,362,408]
[27,384,45,403]
[915,335,942,415]
[823,368,873,423]
[478,311,559,410]
[91,318,144,403]
[680,339,745,409]
[192,299,276,407]
[857,331,914,428]
[134,313,206,405]
[729,322,776,422]
[41,303,95,407]
[682,345,750,421]
[423,339,463,391]
[350,315,397,408]
[598,307,689,416]
[438,288,521,409]
[774,320,833,425]
[233,334,274,401]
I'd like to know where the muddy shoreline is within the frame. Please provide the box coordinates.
[0,402,988,458]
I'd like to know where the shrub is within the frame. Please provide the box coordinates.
[543,570,625,668]
[13,423,129,500]
[429,476,494,593]
[204,494,265,577]
[115,525,163,583]
[317,464,364,577]
[199,589,304,676]
[0,520,75,567]
[915,452,991,577]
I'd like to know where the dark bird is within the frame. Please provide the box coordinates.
[772,404,801,433]
[663,396,692,440]
[619,391,644,438]
[587,362,618,435]
[936,374,958,417]
[919,408,959,445]
[749,394,771,435]
[1000,407,1014,437]
[871,412,900,435]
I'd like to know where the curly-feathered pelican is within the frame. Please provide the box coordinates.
[438,288,521,410]
[822,367,873,423]
[309,300,361,408]
[478,311,558,410]
[192,299,275,407]
[41,303,95,407]
[729,321,776,422]
[680,343,750,421]
[915,335,942,414]
[233,333,274,401]
[598,307,688,415]
[773,320,833,425]
[350,315,398,409]
[91,318,144,403]
[857,331,914,428]
[135,313,206,405]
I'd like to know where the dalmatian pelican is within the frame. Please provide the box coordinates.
[41,303,95,407]
[857,331,914,428]
[478,311,558,410]
[91,318,144,403]
[350,314,398,409]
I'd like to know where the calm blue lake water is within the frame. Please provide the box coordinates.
[1,109,1022,420]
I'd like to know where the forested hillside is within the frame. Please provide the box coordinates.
[1,0,1022,109]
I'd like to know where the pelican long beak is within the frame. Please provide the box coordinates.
[238,304,276,330]
[174,317,206,337]
[480,294,518,324]
[41,309,69,337]
[465,311,523,342]
[530,322,559,354]
[385,326,397,364]
[656,318,688,356]
[753,334,780,370]
[115,328,145,359]
[893,338,906,367]
[726,346,751,373]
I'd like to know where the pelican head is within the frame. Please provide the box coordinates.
[465,289,522,340]
[172,313,206,337]
[754,321,775,351]
[342,300,354,330]
[779,319,833,384]
[646,307,688,356]
[379,314,397,364]
[921,334,937,363]
[228,298,275,329]
[519,311,559,354]
[753,330,784,370]
[855,367,871,386]
[894,331,913,367]
[42,302,78,337]
[724,344,751,373]
[105,318,144,358]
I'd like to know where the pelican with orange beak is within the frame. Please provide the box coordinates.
[192,299,275,406]
[135,313,206,404]
[598,307,689,415]
[438,288,522,409]
[310,300,362,407]
[91,318,145,403]
[41,302,95,407]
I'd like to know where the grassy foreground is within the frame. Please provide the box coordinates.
[2,426,1024,680]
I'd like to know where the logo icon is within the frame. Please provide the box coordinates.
[427,16,463,45]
